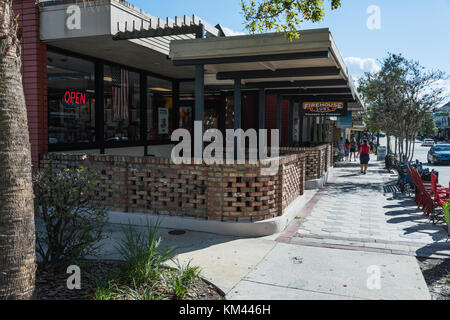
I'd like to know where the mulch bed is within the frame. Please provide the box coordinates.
[417,258,450,300]
[34,260,223,300]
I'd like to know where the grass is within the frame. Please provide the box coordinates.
[93,220,204,300]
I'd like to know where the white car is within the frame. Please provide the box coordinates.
[422,139,435,147]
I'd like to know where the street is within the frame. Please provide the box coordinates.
[381,137,450,188]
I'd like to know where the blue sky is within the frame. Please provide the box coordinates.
[130,0,450,102]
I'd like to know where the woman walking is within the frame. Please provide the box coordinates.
[344,139,350,162]
[359,139,371,174]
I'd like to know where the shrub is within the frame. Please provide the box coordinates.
[34,166,107,269]
[115,220,175,284]
[162,260,201,299]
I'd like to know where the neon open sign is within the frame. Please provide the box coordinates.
[62,89,88,108]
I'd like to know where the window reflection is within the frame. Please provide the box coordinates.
[47,51,96,144]
[104,66,140,142]
[147,76,172,141]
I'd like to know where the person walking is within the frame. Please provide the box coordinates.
[350,137,358,161]
[344,139,350,162]
[359,139,371,174]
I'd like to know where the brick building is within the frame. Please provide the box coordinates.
[13,0,364,231]
[14,0,362,167]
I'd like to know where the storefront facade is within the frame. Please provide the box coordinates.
[13,0,365,232]
[15,0,363,169]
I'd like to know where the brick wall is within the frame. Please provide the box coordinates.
[278,144,333,180]
[13,0,48,169]
[40,153,306,222]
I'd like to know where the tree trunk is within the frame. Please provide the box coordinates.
[394,136,398,155]
[404,137,409,163]
[387,133,391,154]
[0,0,36,300]
[410,133,416,162]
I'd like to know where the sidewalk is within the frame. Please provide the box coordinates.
[94,156,449,300]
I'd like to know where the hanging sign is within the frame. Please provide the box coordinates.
[158,108,169,134]
[302,101,347,117]
[62,89,88,108]
[336,111,353,128]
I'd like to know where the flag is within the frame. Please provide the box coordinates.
[112,67,129,120]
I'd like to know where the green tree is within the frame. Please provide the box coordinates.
[420,112,438,136]
[358,53,445,162]
[241,0,342,40]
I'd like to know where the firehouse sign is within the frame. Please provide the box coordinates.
[302,101,347,117]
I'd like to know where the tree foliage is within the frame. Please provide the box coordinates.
[420,112,438,136]
[241,0,342,40]
[359,53,446,162]
[34,166,107,269]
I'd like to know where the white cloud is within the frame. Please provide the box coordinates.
[435,79,450,106]
[344,57,381,75]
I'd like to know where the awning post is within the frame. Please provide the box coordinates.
[276,94,282,147]
[194,64,204,164]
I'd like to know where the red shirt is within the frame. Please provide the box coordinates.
[360,144,370,155]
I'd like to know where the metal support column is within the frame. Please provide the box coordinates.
[194,65,204,164]
[276,94,282,147]
[234,79,242,160]
[95,61,105,155]
[140,73,148,156]
[288,98,294,146]
[258,89,265,131]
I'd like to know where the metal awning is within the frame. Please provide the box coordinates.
[169,28,364,110]
[39,0,221,80]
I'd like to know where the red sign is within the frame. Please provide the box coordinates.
[62,89,87,108]
[302,102,347,117]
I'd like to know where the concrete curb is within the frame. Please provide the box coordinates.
[107,190,317,237]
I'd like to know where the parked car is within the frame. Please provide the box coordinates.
[428,144,450,164]
[378,132,386,138]
[422,139,435,147]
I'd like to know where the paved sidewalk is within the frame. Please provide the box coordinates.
[228,158,447,300]
[278,160,449,259]
[89,156,447,300]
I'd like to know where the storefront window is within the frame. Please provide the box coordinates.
[205,96,220,131]
[225,95,235,129]
[47,51,96,145]
[147,76,172,141]
[104,66,141,142]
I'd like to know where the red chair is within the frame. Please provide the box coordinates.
[430,173,449,206]
[429,173,449,223]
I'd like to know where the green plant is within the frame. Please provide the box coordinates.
[241,0,342,41]
[34,166,107,269]
[162,259,202,299]
[115,220,175,285]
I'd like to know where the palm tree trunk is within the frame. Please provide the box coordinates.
[410,133,416,162]
[0,0,36,300]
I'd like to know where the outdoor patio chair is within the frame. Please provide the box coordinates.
[429,173,449,224]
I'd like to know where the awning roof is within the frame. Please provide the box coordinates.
[39,0,219,80]
[170,29,364,110]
